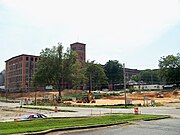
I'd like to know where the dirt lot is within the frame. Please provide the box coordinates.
[1,90,180,107]
[69,90,180,107]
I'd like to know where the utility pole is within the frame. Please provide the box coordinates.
[151,74,153,84]
[89,74,92,93]
[123,63,127,108]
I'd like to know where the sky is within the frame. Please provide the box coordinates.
[0,0,180,71]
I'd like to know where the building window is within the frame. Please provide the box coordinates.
[26,76,28,81]
[30,62,34,68]
[26,69,29,74]
[30,70,33,75]
[35,58,38,62]
[19,57,22,61]
[26,62,29,67]
[26,57,29,61]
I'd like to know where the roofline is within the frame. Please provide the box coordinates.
[70,42,86,46]
[5,54,39,62]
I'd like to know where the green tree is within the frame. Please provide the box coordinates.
[158,53,180,84]
[131,69,160,84]
[71,60,87,90]
[139,69,160,84]
[33,43,81,100]
[131,74,140,82]
[104,60,123,89]
[85,61,108,90]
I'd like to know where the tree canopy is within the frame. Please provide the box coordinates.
[104,60,123,84]
[33,43,81,100]
[158,53,180,84]
[85,61,108,90]
[130,69,160,84]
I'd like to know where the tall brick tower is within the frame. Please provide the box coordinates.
[70,42,86,63]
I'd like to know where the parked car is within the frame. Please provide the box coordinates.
[14,113,47,121]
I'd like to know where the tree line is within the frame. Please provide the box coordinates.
[131,53,180,86]
[32,44,180,99]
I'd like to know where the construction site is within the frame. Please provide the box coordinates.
[1,89,180,107]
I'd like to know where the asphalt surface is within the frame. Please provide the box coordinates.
[0,101,180,122]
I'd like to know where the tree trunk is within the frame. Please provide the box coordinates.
[58,89,62,101]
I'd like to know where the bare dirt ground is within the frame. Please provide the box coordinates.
[70,90,180,107]
[0,90,180,122]
[1,90,180,107]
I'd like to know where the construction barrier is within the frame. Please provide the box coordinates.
[54,106,58,112]
[134,106,138,115]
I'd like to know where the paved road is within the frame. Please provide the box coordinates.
[50,118,180,135]
[0,101,180,122]
[0,101,180,135]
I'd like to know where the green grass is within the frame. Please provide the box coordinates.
[17,106,77,112]
[0,97,7,100]
[34,103,135,109]
[73,105,135,109]
[0,114,167,135]
[154,103,164,107]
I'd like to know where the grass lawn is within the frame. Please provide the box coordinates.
[0,97,7,100]
[0,114,168,135]
[17,106,77,112]
[35,103,135,109]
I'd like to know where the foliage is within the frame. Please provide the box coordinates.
[131,69,161,84]
[158,53,180,84]
[33,43,81,100]
[104,60,123,84]
[131,75,140,82]
[0,114,165,135]
[140,69,160,84]
[85,61,108,90]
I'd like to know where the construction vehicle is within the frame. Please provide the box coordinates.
[76,92,96,103]
[76,74,96,103]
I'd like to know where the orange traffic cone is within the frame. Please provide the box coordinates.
[54,106,58,112]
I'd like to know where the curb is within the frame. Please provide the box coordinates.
[143,116,171,121]
[15,116,170,135]
[19,122,128,135]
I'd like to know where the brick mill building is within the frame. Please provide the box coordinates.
[5,42,86,92]
[5,54,39,92]
[70,42,86,63]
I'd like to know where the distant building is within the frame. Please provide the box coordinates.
[125,68,140,81]
[70,42,86,63]
[5,54,39,92]
[0,70,5,86]
[133,84,163,90]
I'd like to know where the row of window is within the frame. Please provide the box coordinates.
[8,76,22,83]
[8,69,38,77]
[8,57,23,65]
[25,75,32,81]
[9,62,38,71]
[25,69,37,75]
[72,47,84,51]
[26,57,39,62]
[26,62,38,68]
[9,63,22,70]
[8,70,22,77]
